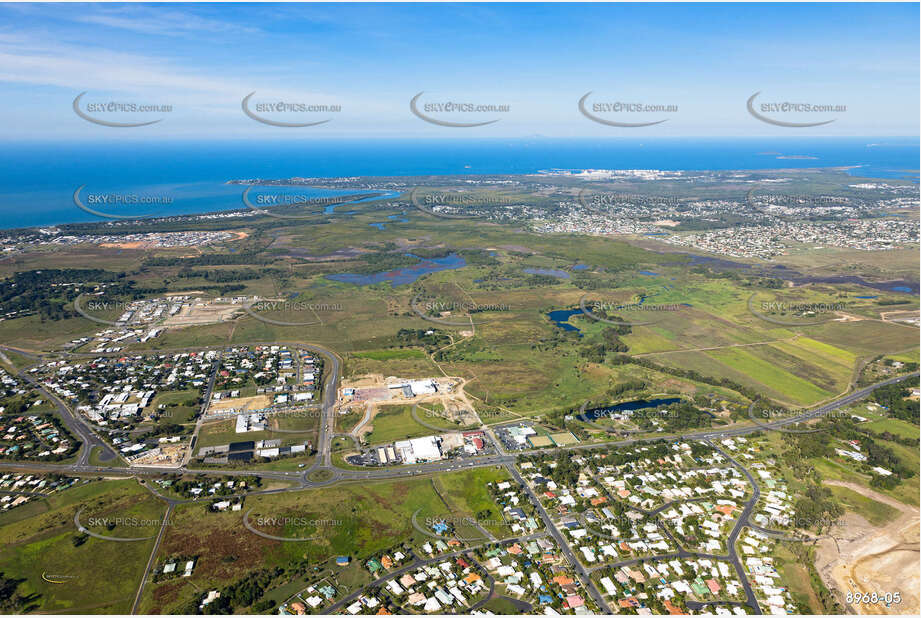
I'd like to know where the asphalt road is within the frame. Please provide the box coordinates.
[1,343,916,616]
[130,502,175,614]
[2,371,915,492]
[707,440,763,614]
[183,349,223,466]
[505,461,612,613]
[17,367,119,466]
[324,532,548,614]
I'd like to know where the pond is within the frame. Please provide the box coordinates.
[325,253,466,286]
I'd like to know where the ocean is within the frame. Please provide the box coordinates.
[0,137,917,229]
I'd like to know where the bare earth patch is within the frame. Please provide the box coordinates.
[815,481,920,615]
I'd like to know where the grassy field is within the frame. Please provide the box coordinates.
[864,417,920,440]
[195,418,247,449]
[432,467,514,537]
[878,439,920,506]
[0,313,100,350]
[1,210,914,425]
[707,347,835,404]
[827,484,901,526]
[0,479,163,614]
[88,445,128,467]
[149,388,201,425]
[138,468,511,613]
[365,404,435,444]
[0,348,36,371]
[813,441,919,508]
[773,544,824,614]
[352,348,427,361]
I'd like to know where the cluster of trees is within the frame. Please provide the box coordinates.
[608,354,765,403]
[0,265,256,324]
[572,276,612,291]
[177,269,262,283]
[138,422,189,441]
[783,419,916,489]
[346,250,421,275]
[191,554,316,614]
[408,247,454,260]
[521,439,693,479]
[0,268,124,321]
[0,391,42,416]
[605,380,648,401]
[871,379,920,425]
[580,326,632,362]
[395,328,451,353]
[144,253,270,267]
[789,544,845,614]
[864,439,916,489]
[456,249,500,267]
[643,402,714,432]
[0,572,37,613]
[524,273,564,287]
[167,474,262,499]
[197,567,283,614]
[793,484,843,533]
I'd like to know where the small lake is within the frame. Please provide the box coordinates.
[368,213,410,230]
[789,276,919,295]
[673,252,919,295]
[580,397,683,421]
[547,309,583,334]
[325,253,466,286]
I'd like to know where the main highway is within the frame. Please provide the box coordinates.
[1,340,916,616]
[0,339,915,490]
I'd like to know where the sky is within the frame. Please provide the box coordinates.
[0,2,918,140]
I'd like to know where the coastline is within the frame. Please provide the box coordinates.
[1,137,918,230]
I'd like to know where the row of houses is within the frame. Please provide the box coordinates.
[474,536,598,615]
[0,414,73,459]
[356,555,487,614]
[596,555,749,614]
[0,473,82,512]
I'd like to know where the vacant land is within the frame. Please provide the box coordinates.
[138,468,511,613]
[364,404,435,444]
[0,479,163,614]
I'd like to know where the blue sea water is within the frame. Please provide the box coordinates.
[0,137,917,229]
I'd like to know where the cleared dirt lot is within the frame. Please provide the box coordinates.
[816,481,920,615]
[163,301,242,327]
[340,374,478,439]
[206,394,272,415]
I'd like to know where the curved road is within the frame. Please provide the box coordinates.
[1,342,916,616]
